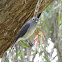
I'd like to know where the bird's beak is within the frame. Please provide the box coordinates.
[36,18,39,22]
[36,20,38,22]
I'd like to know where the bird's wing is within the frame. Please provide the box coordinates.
[15,22,30,42]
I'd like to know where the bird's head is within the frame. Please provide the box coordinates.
[31,17,39,23]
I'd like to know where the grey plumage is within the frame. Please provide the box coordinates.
[14,17,39,43]
[15,22,30,42]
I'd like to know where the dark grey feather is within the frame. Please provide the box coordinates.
[15,21,30,42]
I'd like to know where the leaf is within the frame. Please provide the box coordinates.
[19,49,22,58]
[45,8,47,11]
[17,49,22,58]
[48,5,51,8]
[59,23,62,26]
[43,56,50,62]
[34,31,40,36]
[5,58,9,62]
[21,41,28,48]
[36,27,41,31]
[43,11,49,17]
[33,34,35,38]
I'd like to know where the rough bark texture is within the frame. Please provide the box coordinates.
[0,0,54,57]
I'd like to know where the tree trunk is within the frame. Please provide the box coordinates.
[0,0,54,57]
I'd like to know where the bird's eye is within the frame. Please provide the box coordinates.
[32,18,34,20]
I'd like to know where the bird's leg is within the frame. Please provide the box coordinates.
[26,39,33,47]
[26,40,29,42]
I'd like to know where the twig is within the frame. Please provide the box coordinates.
[34,0,42,17]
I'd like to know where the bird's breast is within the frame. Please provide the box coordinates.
[21,24,37,40]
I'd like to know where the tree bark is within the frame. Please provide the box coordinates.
[0,0,54,57]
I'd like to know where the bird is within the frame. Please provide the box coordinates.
[14,17,39,43]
